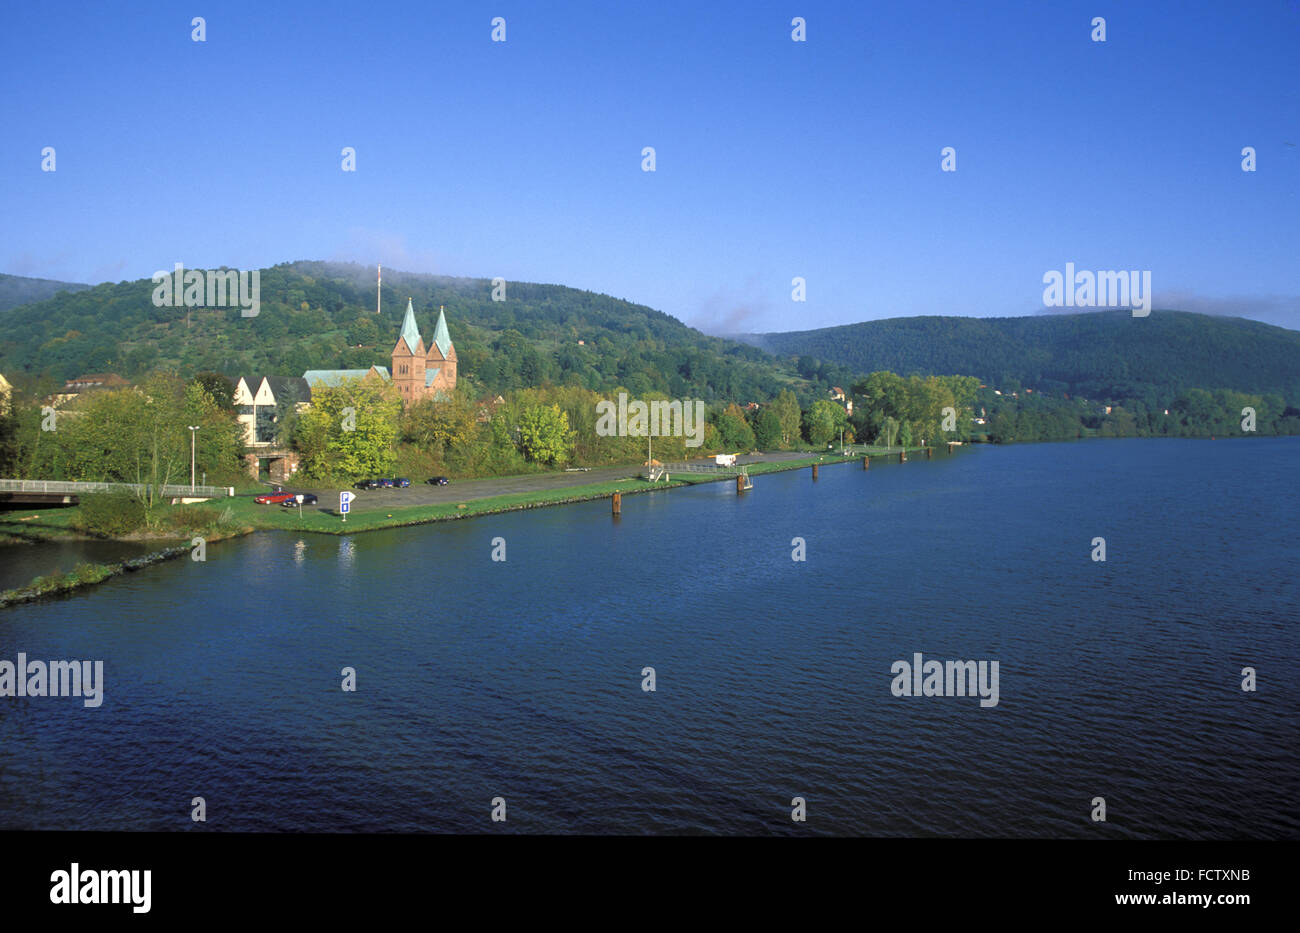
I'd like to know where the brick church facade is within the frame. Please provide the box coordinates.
[391,299,458,405]
[301,299,457,406]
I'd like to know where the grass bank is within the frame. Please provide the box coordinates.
[222,477,680,534]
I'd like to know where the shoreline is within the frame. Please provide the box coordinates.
[229,449,904,536]
[0,528,253,609]
[5,434,1287,606]
[0,451,909,605]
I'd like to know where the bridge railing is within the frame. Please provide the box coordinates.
[660,461,748,473]
[0,479,233,497]
[648,462,750,481]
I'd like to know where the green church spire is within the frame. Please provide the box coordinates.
[399,298,422,354]
[431,306,453,358]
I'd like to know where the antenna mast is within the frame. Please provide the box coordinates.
[377,264,382,314]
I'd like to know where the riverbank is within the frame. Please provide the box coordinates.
[3,448,924,543]
[0,447,925,603]
[221,448,916,535]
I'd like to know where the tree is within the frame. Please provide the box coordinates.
[402,384,479,456]
[516,403,574,465]
[127,373,191,508]
[751,408,782,449]
[877,416,900,449]
[771,390,802,448]
[191,372,235,411]
[297,378,402,479]
[713,405,756,452]
[803,399,847,447]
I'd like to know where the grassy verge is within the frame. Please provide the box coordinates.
[0,508,84,541]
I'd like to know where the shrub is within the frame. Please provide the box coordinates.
[161,505,221,533]
[76,493,147,536]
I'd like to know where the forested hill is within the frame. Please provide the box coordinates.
[0,273,90,312]
[0,261,803,402]
[744,311,1300,403]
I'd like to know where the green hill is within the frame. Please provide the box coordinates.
[0,273,90,312]
[0,261,795,402]
[744,311,1300,404]
[5,263,1298,412]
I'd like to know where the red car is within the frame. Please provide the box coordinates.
[254,492,297,505]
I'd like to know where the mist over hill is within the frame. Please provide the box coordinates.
[0,273,90,312]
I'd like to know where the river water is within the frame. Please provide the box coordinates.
[0,533,157,590]
[1,438,1296,837]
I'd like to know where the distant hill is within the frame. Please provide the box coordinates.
[0,273,90,312]
[743,311,1300,403]
[7,264,1298,409]
[0,261,799,402]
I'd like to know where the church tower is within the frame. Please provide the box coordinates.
[391,298,427,407]
[425,305,457,398]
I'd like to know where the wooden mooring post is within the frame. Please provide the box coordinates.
[862,455,870,470]
[735,474,745,495]
[812,463,819,480]
[899,450,907,463]
[926,446,933,459]
[611,492,621,515]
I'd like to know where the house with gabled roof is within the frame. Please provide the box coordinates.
[234,375,311,448]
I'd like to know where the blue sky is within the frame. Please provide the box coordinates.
[2,0,1297,333]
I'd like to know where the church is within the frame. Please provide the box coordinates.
[302,299,458,406]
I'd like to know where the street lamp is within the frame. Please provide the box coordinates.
[188,426,200,490]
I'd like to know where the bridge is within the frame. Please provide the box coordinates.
[0,479,234,506]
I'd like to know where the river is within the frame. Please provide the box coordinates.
[1,438,1296,837]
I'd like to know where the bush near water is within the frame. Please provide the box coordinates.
[75,493,147,536]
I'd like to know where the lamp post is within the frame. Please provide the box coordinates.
[188,426,200,490]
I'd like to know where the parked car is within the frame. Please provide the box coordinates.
[279,493,319,506]
[427,476,450,486]
[393,478,411,487]
[377,478,395,488]
[254,492,297,505]
[355,479,381,490]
